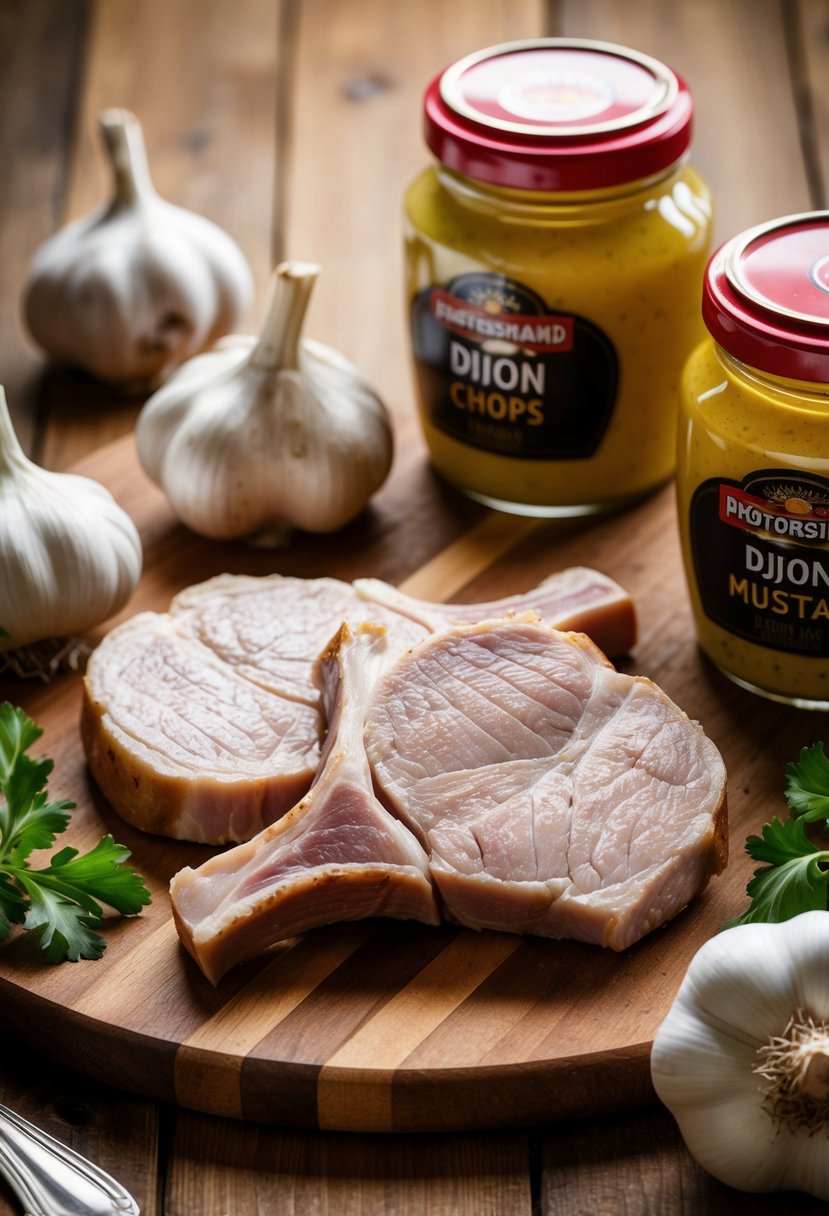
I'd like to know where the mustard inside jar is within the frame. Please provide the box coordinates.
[677,212,829,708]
[404,38,713,516]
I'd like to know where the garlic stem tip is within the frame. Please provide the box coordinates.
[275,261,321,282]
[98,106,140,130]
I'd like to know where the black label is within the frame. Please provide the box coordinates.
[690,470,829,657]
[410,272,618,459]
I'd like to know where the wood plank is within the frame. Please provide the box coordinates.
[165,1116,531,1215]
[794,0,829,207]
[0,1038,158,1216]
[555,0,812,241]
[0,0,88,454]
[539,1106,829,1215]
[37,0,283,471]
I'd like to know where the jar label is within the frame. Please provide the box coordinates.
[410,272,618,459]
[690,470,829,657]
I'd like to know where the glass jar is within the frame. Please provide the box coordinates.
[677,212,829,708]
[404,38,713,516]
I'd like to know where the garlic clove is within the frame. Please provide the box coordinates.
[23,109,253,393]
[0,387,142,665]
[136,261,394,544]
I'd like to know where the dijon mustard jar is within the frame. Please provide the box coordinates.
[677,212,829,708]
[404,38,713,516]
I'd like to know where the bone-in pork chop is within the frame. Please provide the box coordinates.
[83,567,635,844]
[366,619,727,950]
[170,619,726,983]
[171,624,440,984]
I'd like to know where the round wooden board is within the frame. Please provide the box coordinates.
[0,434,812,1132]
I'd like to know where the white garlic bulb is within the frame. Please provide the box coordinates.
[651,912,829,1200]
[0,387,142,663]
[135,261,394,545]
[23,108,253,392]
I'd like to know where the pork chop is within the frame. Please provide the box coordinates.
[171,624,440,984]
[83,567,635,844]
[366,619,727,950]
[169,618,727,983]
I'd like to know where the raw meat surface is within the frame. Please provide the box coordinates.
[170,619,727,983]
[80,613,321,843]
[356,565,635,658]
[171,574,427,697]
[171,624,439,983]
[367,620,728,949]
[83,567,635,844]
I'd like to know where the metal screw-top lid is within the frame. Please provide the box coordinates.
[423,38,693,191]
[703,212,829,382]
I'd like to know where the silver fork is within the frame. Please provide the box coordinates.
[0,1102,139,1215]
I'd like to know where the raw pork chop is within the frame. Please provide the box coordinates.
[171,624,440,984]
[170,618,727,983]
[83,567,635,844]
[355,566,635,659]
[366,619,727,949]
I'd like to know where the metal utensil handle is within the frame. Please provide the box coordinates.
[0,1101,139,1216]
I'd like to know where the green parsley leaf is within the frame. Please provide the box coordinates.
[0,702,151,963]
[0,873,27,940]
[0,703,42,779]
[785,741,829,823]
[31,838,151,917]
[16,874,107,963]
[725,817,829,927]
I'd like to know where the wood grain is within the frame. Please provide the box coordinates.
[0,0,89,453]
[167,1117,532,1215]
[540,1105,829,1215]
[0,431,820,1135]
[795,0,829,208]
[555,0,813,241]
[282,0,547,520]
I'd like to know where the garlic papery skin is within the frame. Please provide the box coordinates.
[0,387,142,660]
[651,911,829,1200]
[135,261,394,544]
[23,108,253,392]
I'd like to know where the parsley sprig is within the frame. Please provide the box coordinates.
[727,741,829,927]
[0,702,151,961]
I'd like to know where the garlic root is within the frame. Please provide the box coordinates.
[754,1009,829,1134]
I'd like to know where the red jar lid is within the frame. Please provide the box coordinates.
[423,39,694,191]
[703,212,829,382]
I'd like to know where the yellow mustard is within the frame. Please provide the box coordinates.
[404,38,713,516]
[678,213,829,708]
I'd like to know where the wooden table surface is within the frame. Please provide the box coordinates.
[3,0,829,1211]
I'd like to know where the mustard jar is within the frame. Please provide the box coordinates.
[677,212,829,708]
[404,38,713,516]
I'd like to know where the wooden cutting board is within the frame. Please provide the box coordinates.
[0,433,819,1133]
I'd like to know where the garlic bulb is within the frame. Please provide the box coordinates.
[23,109,253,392]
[0,386,142,668]
[651,912,829,1200]
[135,261,394,544]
